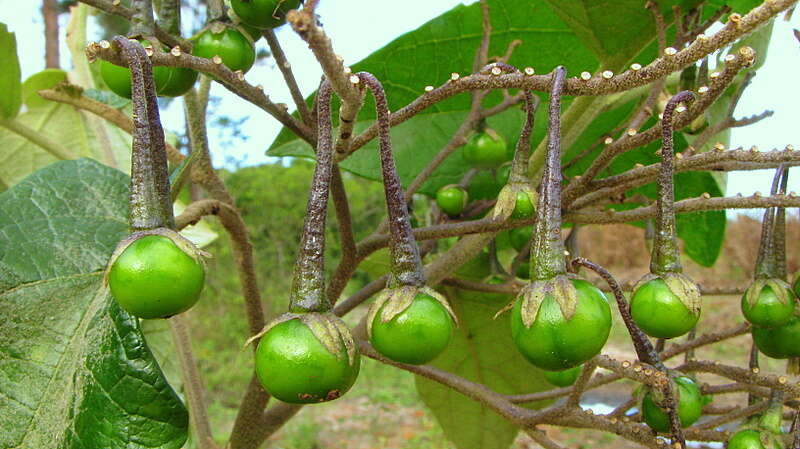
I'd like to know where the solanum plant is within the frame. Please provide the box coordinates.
[3,0,800,449]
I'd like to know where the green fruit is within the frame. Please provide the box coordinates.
[511,279,612,371]
[231,0,302,29]
[370,293,454,365]
[509,226,533,252]
[641,376,703,433]
[752,314,800,359]
[511,191,535,219]
[630,278,699,339]
[99,40,172,99]
[108,235,205,319]
[462,131,508,169]
[255,317,360,403]
[543,365,582,387]
[158,67,198,97]
[794,274,800,297]
[742,284,796,328]
[193,26,256,73]
[515,261,530,280]
[497,162,512,186]
[727,430,767,449]
[436,185,468,217]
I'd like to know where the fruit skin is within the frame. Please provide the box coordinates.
[370,292,454,365]
[193,26,256,73]
[511,279,612,371]
[108,234,205,319]
[543,365,582,387]
[752,314,800,359]
[462,132,508,169]
[741,283,796,328]
[436,185,468,217]
[510,191,535,219]
[509,225,533,252]
[630,278,699,339]
[255,317,360,403]
[641,376,703,433]
[231,0,302,29]
[726,430,767,449]
[158,67,199,97]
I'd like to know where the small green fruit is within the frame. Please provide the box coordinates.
[436,185,468,217]
[641,376,703,433]
[193,25,256,73]
[630,278,699,339]
[231,0,302,29]
[511,191,535,219]
[463,131,508,170]
[543,365,582,387]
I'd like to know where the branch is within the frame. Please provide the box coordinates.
[168,315,217,449]
[38,87,184,163]
[566,193,800,224]
[339,0,792,158]
[76,0,183,48]
[86,41,315,145]
[263,29,313,126]
[678,359,800,397]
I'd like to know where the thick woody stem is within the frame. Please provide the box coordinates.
[530,67,567,280]
[357,72,425,287]
[115,36,174,232]
[130,0,156,37]
[754,165,785,279]
[650,90,695,275]
[289,80,334,313]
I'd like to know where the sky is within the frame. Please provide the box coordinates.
[3,0,799,206]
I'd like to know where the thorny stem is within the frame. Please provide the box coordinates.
[530,66,567,280]
[116,36,174,232]
[129,0,156,37]
[357,72,425,287]
[650,90,695,275]
[754,165,785,279]
[289,80,335,313]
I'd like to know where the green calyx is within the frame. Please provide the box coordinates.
[511,275,579,326]
[366,286,457,337]
[261,312,359,366]
[742,279,796,328]
[492,183,537,221]
[630,273,701,339]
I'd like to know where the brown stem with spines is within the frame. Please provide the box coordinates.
[129,0,156,37]
[356,72,425,287]
[530,66,567,280]
[650,90,695,275]
[115,36,173,232]
[289,80,334,313]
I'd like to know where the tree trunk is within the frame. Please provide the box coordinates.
[43,0,60,69]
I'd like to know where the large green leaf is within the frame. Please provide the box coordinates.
[0,83,132,188]
[0,159,188,449]
[416,288,550,449]
[0,23,21,120]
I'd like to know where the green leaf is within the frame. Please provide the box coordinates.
[416,287,550,449]
[0,23,22,119]
[0,159,188,449]
[0,94,132,188]
[21,69,68,109]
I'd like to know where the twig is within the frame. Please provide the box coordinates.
[169,315,217,449]
[263,29,312,126]
[326,167,358,303]
[76,0,183,48]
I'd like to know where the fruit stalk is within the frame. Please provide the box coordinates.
[289,79,335,313]
[115,36,175,232]
[650,90,695,276]
[772,167,789,280]
[530,66,567,280]
[356,71,426,287]
[753,164,785,279]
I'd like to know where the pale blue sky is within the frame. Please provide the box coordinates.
[4,0,799,208]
